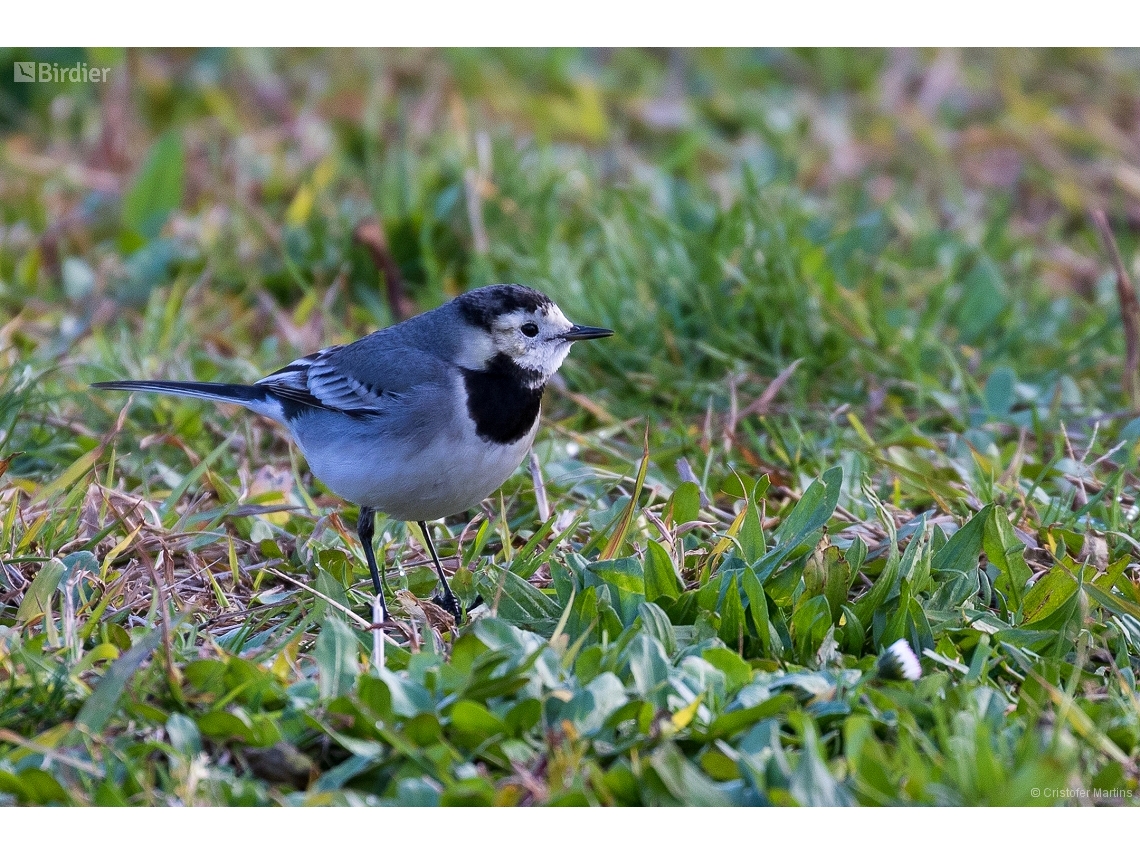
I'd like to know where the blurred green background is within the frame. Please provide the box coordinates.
[5,48,1140,457]
[5,47,1140,499]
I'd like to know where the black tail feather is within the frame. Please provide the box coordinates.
[91,380,269,407]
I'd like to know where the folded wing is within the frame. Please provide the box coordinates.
[257,341,451,416]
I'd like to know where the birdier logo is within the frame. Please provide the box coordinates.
[13,61,110,83]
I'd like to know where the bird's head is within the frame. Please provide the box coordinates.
[454,284,612,384]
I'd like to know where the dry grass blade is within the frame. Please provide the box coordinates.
[1091,210,1140,407]
[261,566,371,629]
[528,450,550,523]
[0,452,20,479]
[0,728,104,777]
[353,218,416,321]
[1030,671,1133,768]
[738,358,804,422]
[600,422,650,561]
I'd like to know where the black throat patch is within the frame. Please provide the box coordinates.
[461,353,545,444]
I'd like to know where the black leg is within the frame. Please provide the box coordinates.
[357,506,388,620]
[418,520,461,621]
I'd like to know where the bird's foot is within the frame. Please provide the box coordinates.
[432,590,463,622]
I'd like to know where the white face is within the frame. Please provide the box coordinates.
[456,303,576,382]
[490,304,576,381]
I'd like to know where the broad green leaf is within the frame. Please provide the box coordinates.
[907,597,936,655]
[590,557,645,595]
[477,566,561,627]
[788,712,854,806]
[1092,555,1130,593]
[702,647,751,694]
[165,713,202,755]
[184,659,227,694]
[929,568,979,610]
[589,556,646,626]
[1022,565,1078,625]
[566,584,600,644]
[644,539,683,602]
[197,709,256,744]
[596,598,625,651]
[397,778,441,806]
[0,769,68,805]
[721,471,756,499]
[852,543,900,628]
[314,753,381,794]
[72,628,162,736]
[122,131,185,240]
[669,481,702,525]
[374,669,434,718]
[802,541,851,622]
[741,566,772,657]
[883,578,913,644]
[64,551,99,577]
[956,258,1007,343]
[637,601,676,656]
[679,656,726,702]
[504,698,542,736]
[984,508,1032,614]
[717,575,746,651]
[450,699,507,737]
[314,616,360,700]
[561,672,627,736]
[824,552,852,622]
[648,743,733,806]
[966,635,992,682]
[624,634,670,703]
[0,769,33,803]
[840,605,865,654]
[844,536,867,576]
[706,693,796,740]
[901,523,932,593]
[754,466,842,578]
[15,557,67,622]
[312,570,351,615]
[984,366,1016,418]
[933,506,991,572]
[472,617,546,657]
[601,761,640,804]
[791,594,832,663]
[738,475,770,564]
[441,778,496,807]
[802,541,828,601]
[1084,583,1140,622]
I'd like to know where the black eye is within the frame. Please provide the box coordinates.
[521,322,539,338]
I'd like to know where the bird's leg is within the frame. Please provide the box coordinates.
[357,506,388,621]
[418,520,462,621]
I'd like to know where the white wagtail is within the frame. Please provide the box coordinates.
[93,284,612,621]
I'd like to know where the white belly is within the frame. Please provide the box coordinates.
[293,408,538,520]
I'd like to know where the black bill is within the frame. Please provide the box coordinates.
[560,324,614,341]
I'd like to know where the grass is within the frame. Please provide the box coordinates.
[1,46,1140,805]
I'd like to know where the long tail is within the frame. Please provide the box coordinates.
[91,380,284,422]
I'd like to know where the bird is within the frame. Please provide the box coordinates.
[92,284,612,622]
